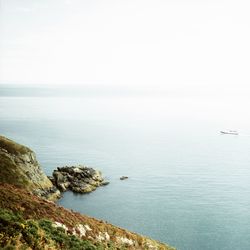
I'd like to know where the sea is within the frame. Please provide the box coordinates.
[1,84,250,250]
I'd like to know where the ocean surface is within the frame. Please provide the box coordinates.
[1,85,250,250]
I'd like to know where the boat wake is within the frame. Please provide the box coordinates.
[220,130,238,135]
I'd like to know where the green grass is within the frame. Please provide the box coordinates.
[0,135,33,188]
[0,183,175,250]
[0,208,100,249]
[0,152,31,188]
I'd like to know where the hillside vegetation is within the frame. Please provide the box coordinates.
[0,183,175,250]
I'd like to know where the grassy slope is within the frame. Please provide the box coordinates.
[0,136,31,155]
[0,208,99,250]
[0,135,53,192]
[0,136,30,188]
[0,183,175,250]
[0,153,30,188]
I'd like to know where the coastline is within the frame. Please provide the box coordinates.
[0,134,175,249]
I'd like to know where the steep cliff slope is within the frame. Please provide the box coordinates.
[0,183,175,249]
[0,135,60,200]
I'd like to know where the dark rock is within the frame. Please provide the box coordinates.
[47,176,55,185]
[51,165,108,194]
[120,176,128,180]
[33,186,61,200]
[101,181,110,186]
[53,171,66,182]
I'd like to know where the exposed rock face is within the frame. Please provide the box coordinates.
[51,166,109,193]
[0,135,60,201]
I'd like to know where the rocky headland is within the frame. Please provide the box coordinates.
[0,135,175,249]
[0,135,60,201]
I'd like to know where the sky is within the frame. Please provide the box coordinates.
[0,0,250,96]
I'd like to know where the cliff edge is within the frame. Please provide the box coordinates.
[0,135,60,200]
[0,135,176,249]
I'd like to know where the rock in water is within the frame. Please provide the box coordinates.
[52,166,109,193]
[0,135,60,201]
[120,176,128,180]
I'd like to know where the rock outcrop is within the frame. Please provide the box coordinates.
[50,166,109,193]
[0,135,60,201]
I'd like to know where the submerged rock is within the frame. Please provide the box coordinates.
[101,181,110,186]
[51,166,109,194]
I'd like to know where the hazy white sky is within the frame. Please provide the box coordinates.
[0,0,250,94]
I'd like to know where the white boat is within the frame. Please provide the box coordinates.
[220,130,238,135]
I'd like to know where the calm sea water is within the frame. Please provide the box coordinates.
[1,85,250,249]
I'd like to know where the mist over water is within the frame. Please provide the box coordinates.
[1,85,250,250]
[1,0,250,248]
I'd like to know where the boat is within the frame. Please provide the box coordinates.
[220,130,238,135]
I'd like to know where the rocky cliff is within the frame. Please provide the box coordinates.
[0,135,60,200]
[0,135,176,249]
